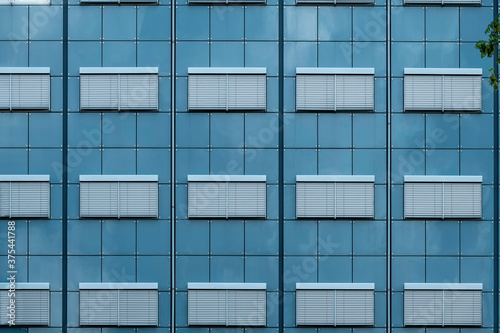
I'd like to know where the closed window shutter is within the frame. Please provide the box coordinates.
[0,182,9,218]
[227,290,266,326]
[335,290,374,326]
[443,290,482,326]
[335,182,374,218]
[188,75,227,110]
[188,182,227,218]
[296,182,335,218]
[227,75,267,110]
[80,289,119,326]
[335,75,374,111]
[11,74,50,110]
[227,182,267,218]
[80,75,119,110]
[10,181,50,218]
[443,76,482,111]
[119,182,158,218]
[443,183,482,219]
[0,75,10,109]
[0,290,50,326]
[404,290,443,326]
[296,290,335,325]
[404,183,443,219]
[296,75,335,111]
[118,290,158,326]
[119,74,158,110]
[80,182,119,218]
[404,75,443,111]
[188,290,227,325]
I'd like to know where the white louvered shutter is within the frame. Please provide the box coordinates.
[404,290,443,326]
[188,182,227,218]
[296,182,335,218]
[0,182,9,218]
[119,74,158,110]
[118,290,158,326]
[11,75,50,110]
[80,289,119,326]
[443,182,482,219]
[404,75,443,111]
[119,182,158,218]
[188,75,227,110]
[0,291,8,325]
[296,290,335,325]
[227,75,267,110]
[404,183,443,219]
[188,290,227,325]
[335,75,374,111]
[227,182,266,218]
[296,75,335,111]
[10,182,50,218]
[0,75,10,109]
[15,290,50,326]
[335,182,374,218]
[227,290,267,326]
[80,75,119,110]
[443,290,482,326]
[443,76,482,111]
[80,182,119,218]
[335,290,374,326]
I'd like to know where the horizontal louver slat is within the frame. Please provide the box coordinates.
[335,182,374,218]
[296,182,335,218]
[296,75,335,111]
[119,74,158,110]
[10,182,50,218]
[404,182,443,218]
[404,290,443,326]
[227,290,267,326]
[11,74,50,110]
[404,75,443,111]
[443,76,482,111]
[228,75,267,110]
[0,182,10,218]
[188,290,227,325]
[188,75,227,110]
[335,290,374,326]
[443,183,482,219]
[119,182,158,218]
[80,75,119,110]
[296,290,335,325]
[0,291,8,325]
[80,290,119,326]
[80,182,119,218]
[188,182,227,218]
[443,290,482,326]
[335,75,374,111]
[118,290,158,326]
[0,75,10,109]
[15,290,50,326]
[227,182,267,218]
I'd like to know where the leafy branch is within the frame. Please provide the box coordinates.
[476,14,500,91]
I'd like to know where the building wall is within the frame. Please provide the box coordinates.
[0,0,497,333]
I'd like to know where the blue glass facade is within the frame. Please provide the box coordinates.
[0,0,498,332]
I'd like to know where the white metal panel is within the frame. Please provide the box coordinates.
[335,75,374,111]
[296,175,375,183]
[335,182,374,218]
[188,182,227,218]
[296,290,335,325]
[227,182,267,218]
[10,74,50,110]
[119,74,158,110]
[188,289,227,325]
[188,67,267,75]
[79,283,158,290]
[227,74,267,110]
[404,290,443,326]
[443,75,482,111]
[404,283,483,290]
[80,67,159,74]
[118,290,158,326]
[188,283,267,290]
[404,175,482,183]
[404,182,443,219]
[0,182,9,218]
[188,74,227,110]
[80,74,119,110]
[335,290,374,326]
[80,289,119,326]
[0,67,50,74]
[443,182,482,219]
[296,283,375,290]
[0,75,10,109]
[227,290,267,326]
[80,182,119,218]
[296,74,335,111]
[119,182,158,218]
[404,75,443,111]
[405,69,483,75]
[296,182,335,218]
[79,175,158,182]
[443,290,482,326]
[188,175,267,182]
[296,68,375,75]
[10,181,50,218]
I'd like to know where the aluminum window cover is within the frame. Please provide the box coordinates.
[0,68,50,74]
[79,283,158,290]
[188,175,266,182]
[188,283,267,290]
[80,67,159,74]
[188,0,265,4]
[79,175,158,182]
[0,175,50,182]
[0,283,50,290]
[296,175,375,183]
[296,283,375,290]
[188,67,267,75]
[0,0,51,4]
[404,283,483,291]
[404,175,482,183]
[404,68,482,76]
[296,68,375,75]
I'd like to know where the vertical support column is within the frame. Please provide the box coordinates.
[494,1,499,333]
[386,0,392,331]
[62,0,69,328]
[278,0,284,329]
[171,0,177,331]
